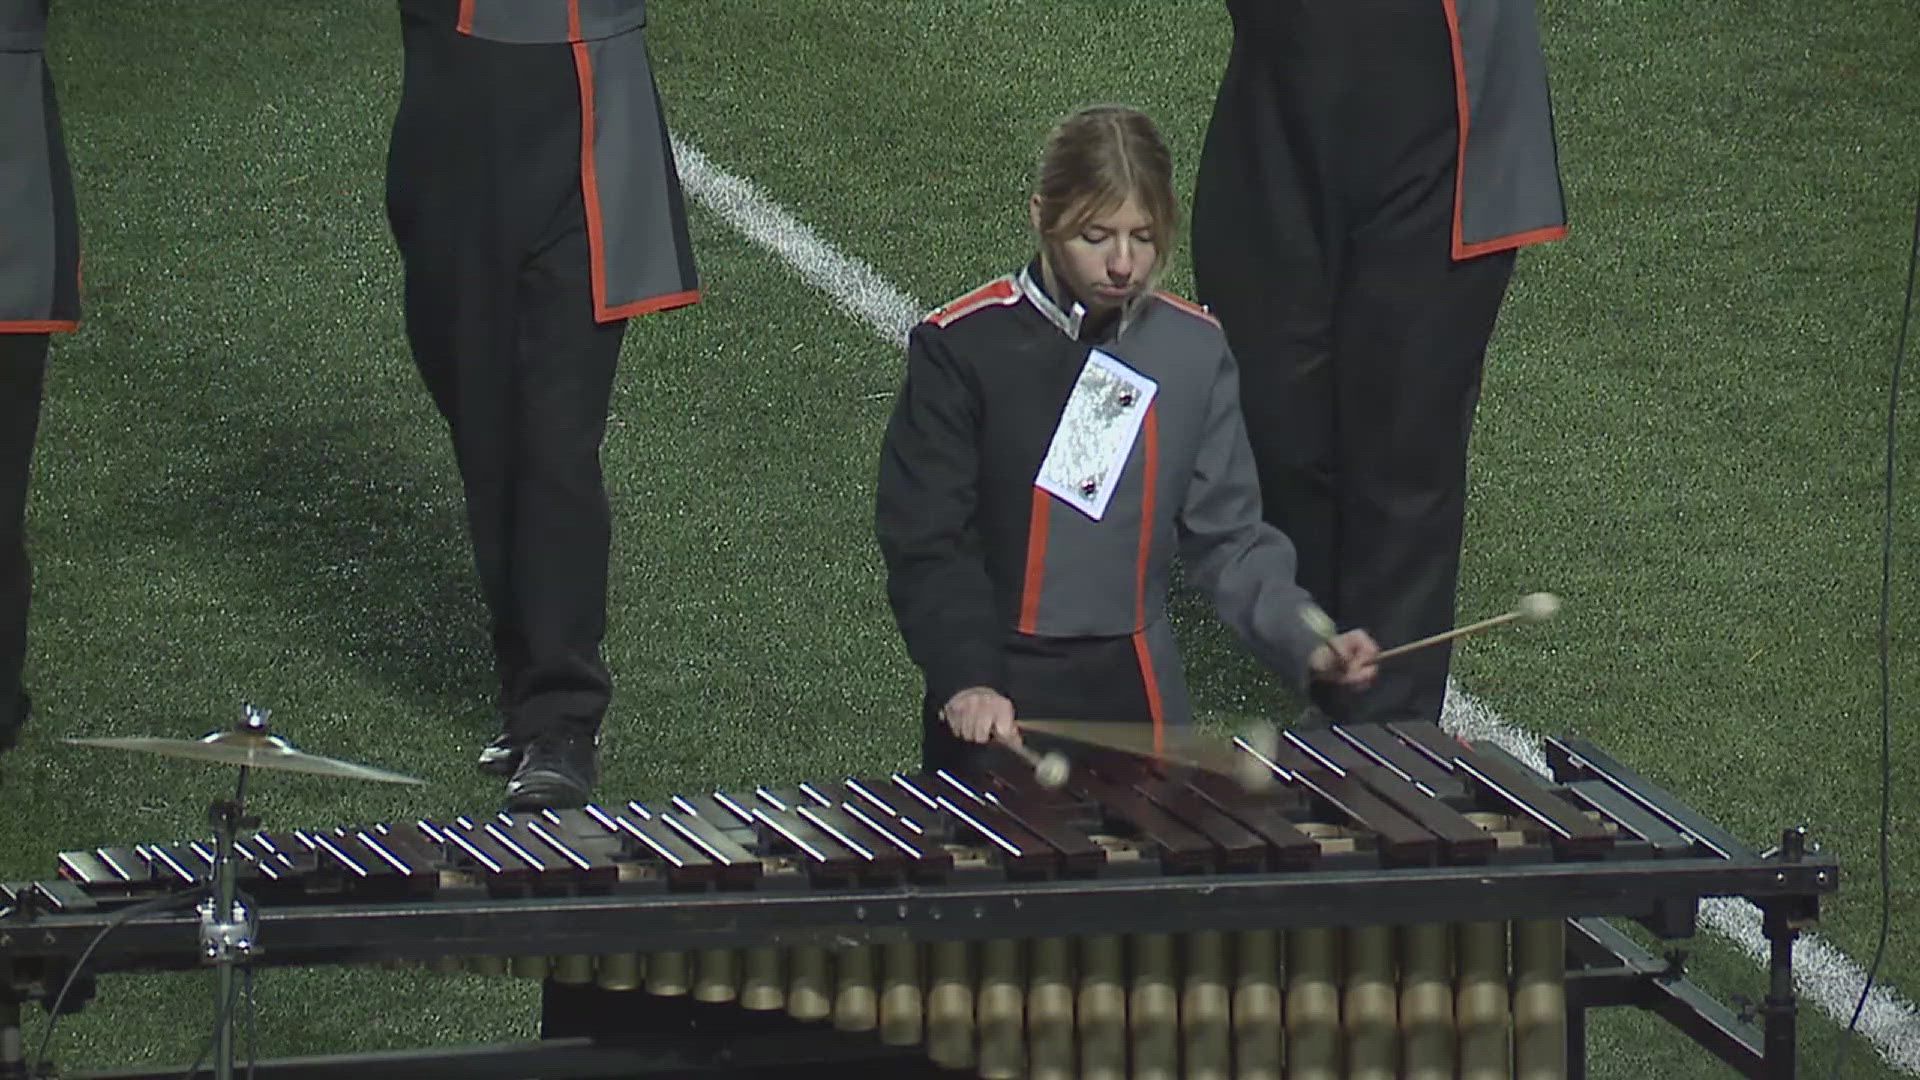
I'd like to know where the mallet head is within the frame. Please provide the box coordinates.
[1234,722,1280,792]
[1298,602,1338,643]
[1034,752,1071,790]
[1518,592,1561,623]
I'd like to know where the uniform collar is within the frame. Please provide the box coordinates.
[1016,260,1144,344]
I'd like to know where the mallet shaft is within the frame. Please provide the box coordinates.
[1375,610,1526,662]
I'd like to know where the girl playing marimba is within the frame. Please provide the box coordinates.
[876,105,1378,775]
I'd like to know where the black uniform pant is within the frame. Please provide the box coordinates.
[1193,0,1516,726]
[386,19,625,741]
[921,633,1152,775]
[0,333,49,731]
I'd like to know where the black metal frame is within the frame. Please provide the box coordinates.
[31,907,1812,1080]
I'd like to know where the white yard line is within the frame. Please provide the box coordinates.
[671,139,922,347]
[673,136,1920,1076]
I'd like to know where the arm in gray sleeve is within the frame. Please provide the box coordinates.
[1175,346,1325,691]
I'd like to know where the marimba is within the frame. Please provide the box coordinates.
[0,722,1839,1079]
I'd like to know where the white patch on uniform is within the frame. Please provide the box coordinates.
[1034,350,1157,521]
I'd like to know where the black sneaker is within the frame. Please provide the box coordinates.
[505,732,598,810]
[476,733,523,776]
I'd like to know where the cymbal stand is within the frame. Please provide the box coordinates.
[197,707,264,1080]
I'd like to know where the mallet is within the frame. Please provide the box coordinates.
[1000,737,1072,790]
[1374,592,1561,662]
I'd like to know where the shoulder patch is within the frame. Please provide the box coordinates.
[926,277,1020,328]
[1153,290,1220,327]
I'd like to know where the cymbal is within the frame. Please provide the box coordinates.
[65,731,426,785]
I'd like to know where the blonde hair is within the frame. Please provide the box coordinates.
[1032,105,1179,273]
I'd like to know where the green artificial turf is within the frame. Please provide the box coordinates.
[1,0,1915,1076]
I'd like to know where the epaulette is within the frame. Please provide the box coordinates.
[1153,290,1220,327]
[925,277,1020,328]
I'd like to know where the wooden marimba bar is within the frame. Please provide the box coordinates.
[5,723,1840,1080]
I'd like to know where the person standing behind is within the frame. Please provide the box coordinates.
[0,0,79,754]
[386,0,698,808]
[1191,0,1566,727]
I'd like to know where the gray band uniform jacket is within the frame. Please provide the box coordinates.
[0,0,78,334]
[877,267,1326,745]
[397,0,697,320]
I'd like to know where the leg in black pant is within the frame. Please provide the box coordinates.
[505,219,623,740]
[387,22,624,754]
[0,333,49,746]
[1194,0,1517,724]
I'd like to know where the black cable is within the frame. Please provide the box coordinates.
[29,889,198,1077]
[1828,179,1918,1080]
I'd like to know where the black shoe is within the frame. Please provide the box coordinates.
[505,732,598,810]
[477,733,523,776]
[0,693,27,753]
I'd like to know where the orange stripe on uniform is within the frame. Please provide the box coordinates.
[1441,0,1474,263]
[567,0,621,322]
[1132,406,1165,754]
[1132,631,1167,758]
[0,321,78,334]
[1017,486,1051,634]
[1441,0,1566,260]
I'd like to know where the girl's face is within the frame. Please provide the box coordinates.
[1033,192,1158,315]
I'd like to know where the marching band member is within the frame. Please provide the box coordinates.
[386,0,699,807]
[0,0,79,754]
[877,106,1379,776]
[1192,0,1567,726]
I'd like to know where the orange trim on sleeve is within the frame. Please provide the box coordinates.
[1133,406,1162,753]
[1441,0,1566,261]
[1017,486,1051,634]
[927,278,1019,328]
[570,29,695,324]
[1152,290,1219,327]
[599,289,702,320]
[455,0,475,34]
[1455,224,1568,259]
[0,320,78,334]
